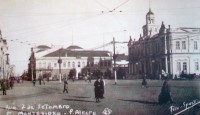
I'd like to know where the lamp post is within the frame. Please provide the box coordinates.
[30,48,35,81]
[31,57,34,81]
[135,62,138,79]
[113,37,117,85]
[58,49,62,83]
[152,60,155,79]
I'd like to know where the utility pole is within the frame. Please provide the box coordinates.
[30,48,35,81]
[58,49,62,83]
[113,37,117,85]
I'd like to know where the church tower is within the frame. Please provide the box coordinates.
[143,8,159,37]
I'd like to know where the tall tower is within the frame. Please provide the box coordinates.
[143,8,159,37]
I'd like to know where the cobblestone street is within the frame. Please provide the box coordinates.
[0,79,200,115]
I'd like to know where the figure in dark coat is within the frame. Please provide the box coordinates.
[94,78,101,102]
[158,80,173,104]
[142,74,147,88]
[10,78,14,89]
[100,77,105,98]
[33,79,36,86]
[63,78,68,93]
[1,80,6,95]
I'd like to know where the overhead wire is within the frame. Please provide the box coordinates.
[5,13,103,44]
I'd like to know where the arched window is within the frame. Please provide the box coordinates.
[39,62,41,68]
[82,62,85,67]
[68,62,71,68]
[72,62,75,68]
[43,62,46,68]
[54,63,57,67]
[78,62,81,67]
[48,62,51,69]
[63,62,66,68]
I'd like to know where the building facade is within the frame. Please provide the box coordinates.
[0,30,11,79]
[32,45,112,80]
[128,9,200,79]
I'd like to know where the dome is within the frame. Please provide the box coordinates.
[37,45,51,49]
[66,45,83,50]
[146,8,154,15]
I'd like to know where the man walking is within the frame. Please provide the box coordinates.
[94,77,101,102]
[63,78,68,93]
[1,79,6,95]
[100,77,105,98]
[33,78,36,86]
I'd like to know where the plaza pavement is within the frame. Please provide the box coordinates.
[0,79,200,115]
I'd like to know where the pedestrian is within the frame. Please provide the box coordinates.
[33,79,36,86]
[39,77,42,85]
[17,77,20,83]
[88,75,91,83]
[63,78,68,93]
[10,78,14,89]
[158,79,173,104]
[94,77,101,102]
[1,79,7,95]
[142,74,148,88]
[43,79,45,85]
[100,76,105,99]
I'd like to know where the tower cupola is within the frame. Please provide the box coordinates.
[146,8,155,24]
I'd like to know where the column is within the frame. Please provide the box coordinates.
[165,57,168,73]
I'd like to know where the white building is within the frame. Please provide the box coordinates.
[128,9,200,79]
[34,45,112,80]
[169,27,200,76]
[0,29,10,79]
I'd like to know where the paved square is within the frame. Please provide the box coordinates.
[0,79,200,115]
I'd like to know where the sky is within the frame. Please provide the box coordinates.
[0,0,200,75]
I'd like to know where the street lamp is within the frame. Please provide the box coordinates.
[58,49,62,83]
[152,60,155,78]
[135,62,138,79]
[113,37,117,85]
[30,48,35,81]
[30,57,34,81]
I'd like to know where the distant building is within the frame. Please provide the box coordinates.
[0,29,10,79]
[32,45,112,80]
[115,54,129,79]
[128,9,200,79]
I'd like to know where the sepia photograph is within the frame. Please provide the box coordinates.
[0,0,200,115]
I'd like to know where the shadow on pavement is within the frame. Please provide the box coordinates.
[64,99,95,102]
[68,96,90,98]
[118,99,159,105]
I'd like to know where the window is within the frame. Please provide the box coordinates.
[195,62,199,71]
[194,41,198,50]
[177,62,181,72]
[176,41,180,50]
[72,62,75,68]
[39,62,41,68]
[78,62,80,67]
[63,62,66,68]
[82,62,85,67]
[68,62,70,68]
[104,61,108,66]
[87,62,89,67]
[183,62,187,72]
[182,41,186,50]
[54,63,57,67]
[43,62,46,68]
[48,62,51,69]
